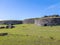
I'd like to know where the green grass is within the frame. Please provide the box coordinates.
[0,24,60,45]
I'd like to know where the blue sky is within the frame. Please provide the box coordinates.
[0,0,60,20]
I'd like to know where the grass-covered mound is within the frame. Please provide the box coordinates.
[0,24,60,45]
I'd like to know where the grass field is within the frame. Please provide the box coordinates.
[0,24,60,45]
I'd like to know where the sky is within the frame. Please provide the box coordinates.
[0,0,60,20]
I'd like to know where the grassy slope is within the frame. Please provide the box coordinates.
[0,24,60,45]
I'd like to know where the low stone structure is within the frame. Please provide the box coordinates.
[0,26,5,29]
[6,24,15,29]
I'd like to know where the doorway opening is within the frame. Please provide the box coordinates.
[44,24,47,26]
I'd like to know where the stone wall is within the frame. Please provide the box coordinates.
[23,19,35,24]
[0,20,23,24]
[35,18,60,26]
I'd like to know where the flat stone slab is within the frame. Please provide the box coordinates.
[0,33,8,36]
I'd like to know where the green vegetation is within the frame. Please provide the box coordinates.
[0,24,60,45]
